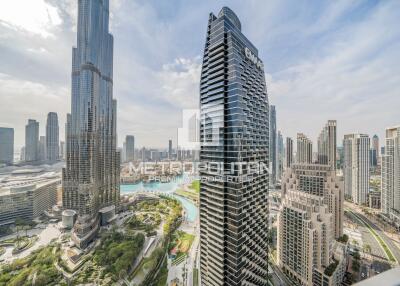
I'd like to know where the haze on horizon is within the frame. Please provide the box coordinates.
[0,0,399,150]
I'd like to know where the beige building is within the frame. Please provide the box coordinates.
[281,164,344,238]
[278,164,345,286]
[297,133,313,164]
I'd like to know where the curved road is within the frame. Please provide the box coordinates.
[350,211,400,264]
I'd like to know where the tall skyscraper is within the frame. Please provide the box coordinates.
[296,133,313,164]
[199,7,269,285]
[285,137,293,169]
[125,135,135,162]
[270,105,277,186]
[381,127,400,222]
[0,127,14,165]
[60,141,65,160]
[25,119,39,162]
[46,112,59,162]
[277,131,284,180]
[168,139,173,159]
[371,134,379,167]
[62,0,120,249]
[317,120,337,170]
[343,134,370,204]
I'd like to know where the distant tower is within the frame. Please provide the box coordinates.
[372,134,379,167]
[286,137,293,168]
[168,139,173,160]
[25,119,39,162]
[296,133,313,164]
[46,112,59,162]
[125,135,135,162]
[270,105,277,185]
[39,136,46,161]
[0,127,14,165]
[277,131,284,180]
[317,120,337,170]
[343,134,370,204]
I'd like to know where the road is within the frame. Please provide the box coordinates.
[351,211,400,264]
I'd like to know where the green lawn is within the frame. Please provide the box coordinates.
[189,180,200,193]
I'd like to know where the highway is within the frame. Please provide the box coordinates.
[350,210,400,264]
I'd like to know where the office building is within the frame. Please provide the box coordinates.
[0,127,14,165]
[124,135,135,162]
[0,179,59,226]
[25,119,39,162]
[381,126,400,225]
[199,7,269,286]
[297,133,313,164]
[46,112,59,162]
[317,120,337,170]
[270,105,277,186]
[343,134,370,205]
[62,0,120,249]
[286,137,293,169]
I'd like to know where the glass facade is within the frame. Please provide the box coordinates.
[62,0,120,249]
[199,7,269,286]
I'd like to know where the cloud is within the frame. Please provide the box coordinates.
[0,0,62,38]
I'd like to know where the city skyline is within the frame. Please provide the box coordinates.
[1,0,400,149]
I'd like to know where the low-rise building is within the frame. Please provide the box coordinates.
[0,179,59,225]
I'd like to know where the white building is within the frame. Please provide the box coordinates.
[343,134,370,205]
[381,126,400,226]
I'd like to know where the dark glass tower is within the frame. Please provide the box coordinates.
[62,0,120,249]
[199,7,269,286]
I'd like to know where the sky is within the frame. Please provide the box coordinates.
[0,0,399,150]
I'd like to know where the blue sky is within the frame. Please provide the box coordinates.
[0,0,399,149]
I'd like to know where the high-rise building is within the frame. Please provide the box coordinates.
[277,131,284,180]
[381,127,400,224]
[270,105,277,186]
[0,127,14,165]
[285,137,293,169]
[25,119,39,162]
[199,7,269,286]
[277,190,346,286]
[343,134,370,204]
[297,133,313,164]
[371,134,379,167]
[279,163,345,286]
[125,135,135,162]
[46,112,59,162]
[317,120,337,170]
[281,164,344,238]
[62,0,120,249]
[39,136,46,161]
[168,139,173,160]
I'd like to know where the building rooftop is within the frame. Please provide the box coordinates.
[354,267,400,286]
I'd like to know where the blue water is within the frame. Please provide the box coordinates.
[120,175,198,222]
